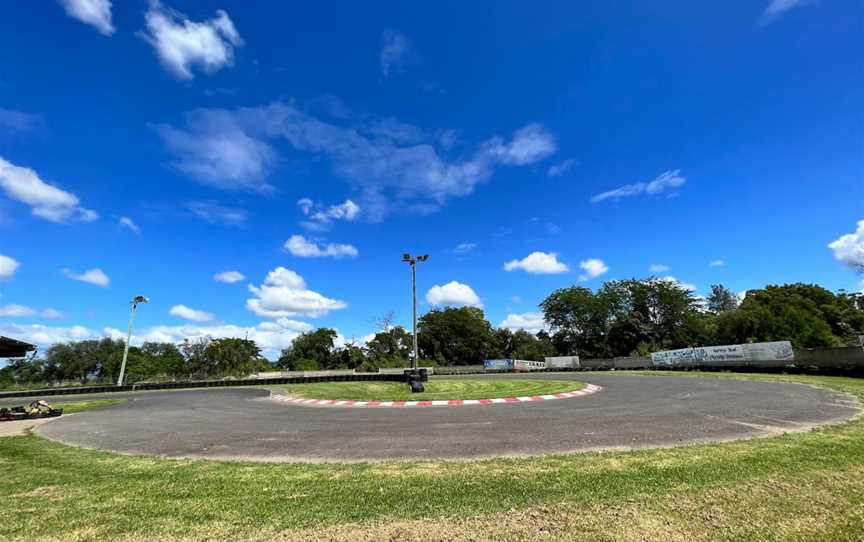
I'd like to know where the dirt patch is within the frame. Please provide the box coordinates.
[0,417,59,437]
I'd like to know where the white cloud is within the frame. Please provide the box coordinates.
[483,124,557,166]
[649,263,670,273]
[63,268,110,287]
[142,1,243,80]
[58,0,115,35]
[454,242,477,254]
[709,259,726,267]
[41,308,64,320]
[591,169,686,204]
[0,156,98,223]
[547,158,578,178]
[578,258,609,282]
[763,0,813,19]
[155,103,556,218]
[169,304,215,323]
[380,30,412,77]
[246,266,347,318]
[119,216,140,234]
[657,276,698,293]
[0,254,20,279]
[189,200,247,226]
[829,220,864,271]
[499,312,546,334]
[0,319,313,360]
[0,109,44,133]
[0,304,36,317]
[154,110,276,191]
[298,199,361,231]
[426,281,482,308]
[284,235,358,259]
[504,252,569,274]
[214,270,245,283]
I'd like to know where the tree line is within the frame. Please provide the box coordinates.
[2,280,862,388]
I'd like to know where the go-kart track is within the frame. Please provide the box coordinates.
[23,374,862,462]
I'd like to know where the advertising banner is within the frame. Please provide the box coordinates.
[545,356,581,369]
[742,341,794,361]
[692,345,746,364]
[651,348,695,366]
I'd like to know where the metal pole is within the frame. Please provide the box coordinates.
[117,303,138,386]
[412,261,418,371]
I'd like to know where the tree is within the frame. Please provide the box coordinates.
[365,326,412,366]
[707,284,739,314]
[204,338,265,376]
[417,307,495,365]
[278,328,337,370]
[180,337,212,377]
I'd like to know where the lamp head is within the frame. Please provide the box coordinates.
[418,254,429,262]
[132,295,149,305]
[402,253,412,262]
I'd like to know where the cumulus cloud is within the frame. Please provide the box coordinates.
[284,235,358,259]
[547,158,578,178]
[499,312,546,334]
[169,304,215,323]
[58,0,115,35]
[246,267,347,318]
[189,200,248,226]
[453,242,477,254]
[426,281,482,308]
[829,220,864,271]
[1,319,313,360]
[119,216,140,234]
[709,259,726,267]
[380,30,412,76]
[0,254,20,279]
[214,270,245,283]
[649,263,670,273]
[155,102,556,217]
[504,252,569,274]
[0,305,63,319]
[0,156,98,223]
[0,304,36,318]
[591,169,686,204]
[142,1,243,80]
[297,199,360,231]
[578,258,609,282]
[63,268,110,287]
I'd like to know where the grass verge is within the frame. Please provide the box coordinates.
[278,378,585,401]
[0,373,861,541]
[53,399,126,414]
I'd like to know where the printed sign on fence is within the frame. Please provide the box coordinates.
[742,341,794,361]
[651,348,695,366]
[692,345,746,363]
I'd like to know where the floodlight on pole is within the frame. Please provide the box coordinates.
[117,295,149,386]
[402,253,429,371]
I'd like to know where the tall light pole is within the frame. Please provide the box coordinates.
[117,295,149,386]
[401,253,428,371]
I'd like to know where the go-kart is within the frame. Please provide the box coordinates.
[0,400,63,422]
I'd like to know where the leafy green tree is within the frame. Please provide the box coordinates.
[180,337,212,377]
[707,284,739,314]
[203,338,265,376]
[365,326,412,365]
[278,328,337,370]
[417,307,495,365]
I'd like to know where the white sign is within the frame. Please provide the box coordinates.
[743,341,794,361]
[545,356,580,369]
[692,345,746,363]
[651,348,696,366]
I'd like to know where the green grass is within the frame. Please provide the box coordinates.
[0,373,861,541]
[53,399,126,414]
[278,378,585,401]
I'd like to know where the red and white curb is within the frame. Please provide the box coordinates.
[269,383,601,408]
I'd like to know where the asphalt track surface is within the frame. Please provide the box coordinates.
[25,374,862,462]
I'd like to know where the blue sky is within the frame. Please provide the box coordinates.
[1,0,862,358]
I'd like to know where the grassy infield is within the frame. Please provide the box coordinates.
[279,379,585,401]
[0,373,862,541]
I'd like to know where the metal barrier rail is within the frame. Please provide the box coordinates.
[0,372,408,399]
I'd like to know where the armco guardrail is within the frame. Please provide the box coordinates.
[0,372,409,399]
